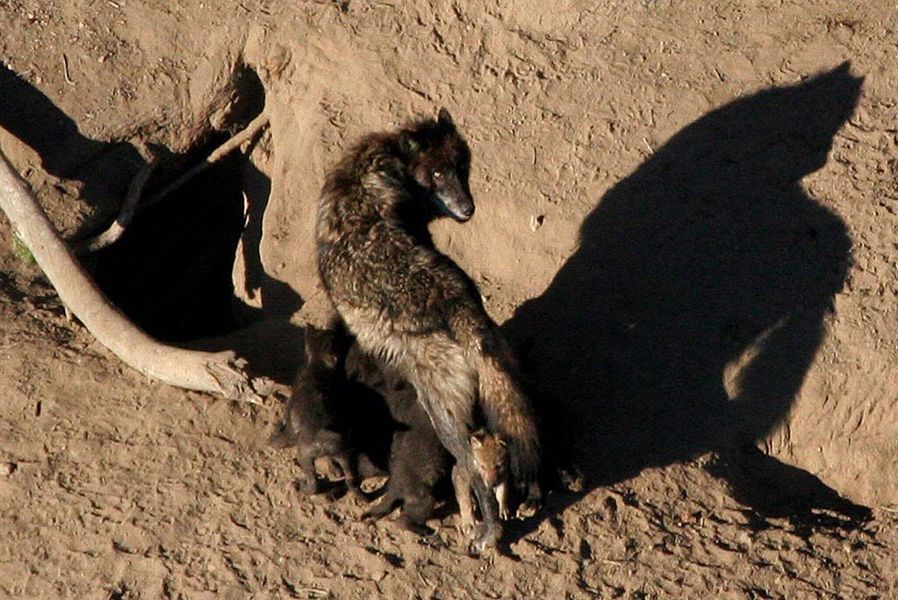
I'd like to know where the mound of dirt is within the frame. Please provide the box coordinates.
[1,1,896,597]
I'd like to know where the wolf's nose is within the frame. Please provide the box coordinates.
[461,205,475,218]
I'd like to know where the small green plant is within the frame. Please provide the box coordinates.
[11,235,36,267]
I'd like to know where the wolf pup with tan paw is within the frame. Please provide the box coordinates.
[316,108,541,553]
[351,348,451,536]
[269,324,358,495]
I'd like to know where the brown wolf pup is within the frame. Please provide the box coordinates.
[470,430,510,522]
[316,108,541,553]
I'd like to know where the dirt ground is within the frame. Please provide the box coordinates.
[1,1,897,597]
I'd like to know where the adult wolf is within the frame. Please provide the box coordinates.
[316,108,540,553]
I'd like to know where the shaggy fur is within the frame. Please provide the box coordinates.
[316,108,541,552]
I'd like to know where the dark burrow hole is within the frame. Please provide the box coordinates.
[90,67,267,343]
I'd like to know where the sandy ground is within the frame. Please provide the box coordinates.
[1,1,897,597]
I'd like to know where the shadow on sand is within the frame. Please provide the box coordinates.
[503,63,870,538]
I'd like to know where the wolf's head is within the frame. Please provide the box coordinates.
[399,108,475,222]
[304,325,342,372]
[470,429,508,487]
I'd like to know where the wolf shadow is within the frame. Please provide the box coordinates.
[504,63,869,534]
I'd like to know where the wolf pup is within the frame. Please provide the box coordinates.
[470,429,510,522]
[269,323,359,495]
[316,108,541,553]
[349,346,452,536]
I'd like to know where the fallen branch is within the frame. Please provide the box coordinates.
[77,111,269,254]
[0,146,270,403]
[146,110,270,207]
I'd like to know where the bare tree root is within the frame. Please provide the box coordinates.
[76,111,269,254]
[75,142,158,254]
[0,148,272,403]
[146,110,270,208]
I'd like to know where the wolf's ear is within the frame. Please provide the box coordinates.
[437,107,454,128]
[304,326,324,357]
[399,131,420,157]
[305,326,337,365]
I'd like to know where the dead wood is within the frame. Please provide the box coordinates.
[145,111,270,208]
[75,142,158,254]
[0,146,270,403]
[77,112,269,254]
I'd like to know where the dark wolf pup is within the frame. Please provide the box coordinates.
[346,345,452,536]
[316,108,541,553]
[270,323,391,495]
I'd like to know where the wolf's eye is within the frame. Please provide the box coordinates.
[432,170,443,180]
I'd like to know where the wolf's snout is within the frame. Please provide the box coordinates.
[450,200,474,222]
[439,192,475,222]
